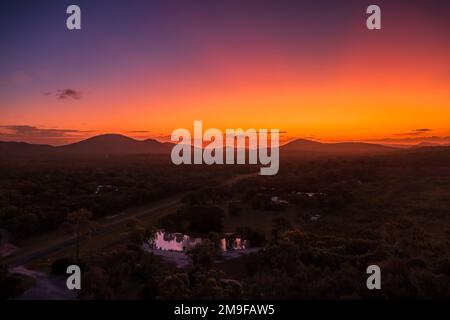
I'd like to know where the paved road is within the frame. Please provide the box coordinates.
[1,196,183,268]
[1,172,258,268]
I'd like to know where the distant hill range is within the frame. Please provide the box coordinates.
[0,134,173,157]
[281,139,394,154]
[58,134,173,155]
[0,134,449,158]
[0,141,55,158]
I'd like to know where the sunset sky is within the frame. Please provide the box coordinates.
[0,0,449,145]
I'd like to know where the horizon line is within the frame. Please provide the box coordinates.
[2,132,449,148]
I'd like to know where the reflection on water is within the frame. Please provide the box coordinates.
[219,237,248,251]
[150,231,203,251]
[147,231,248,252]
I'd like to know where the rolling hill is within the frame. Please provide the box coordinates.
[2,135,448,159]
[58,134,173,155]
[0,141,55,158]
[281,139,395,154]
[0,134,173,158]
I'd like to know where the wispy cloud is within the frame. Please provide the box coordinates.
[57,89,83,100]
[44,89,83,100]
[126,130,151,134]
[413,128,432,133]
[0,125,96,145]
[393,128,432,136]
[367,135,450,145]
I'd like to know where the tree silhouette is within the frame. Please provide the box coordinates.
[63,208,96,261]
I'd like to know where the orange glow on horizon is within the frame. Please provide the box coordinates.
[1,3,449,146]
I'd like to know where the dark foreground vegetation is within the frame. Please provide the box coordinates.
[0,155,249,239]
[1,148,450,299]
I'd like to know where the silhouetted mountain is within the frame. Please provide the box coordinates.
[413,142,446,148]
[0,134,173,158]
[2,135,448,159]
[282,139,395,154]
[0,141,54,157]
[58,134,173,155]
[407,145,450,153]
